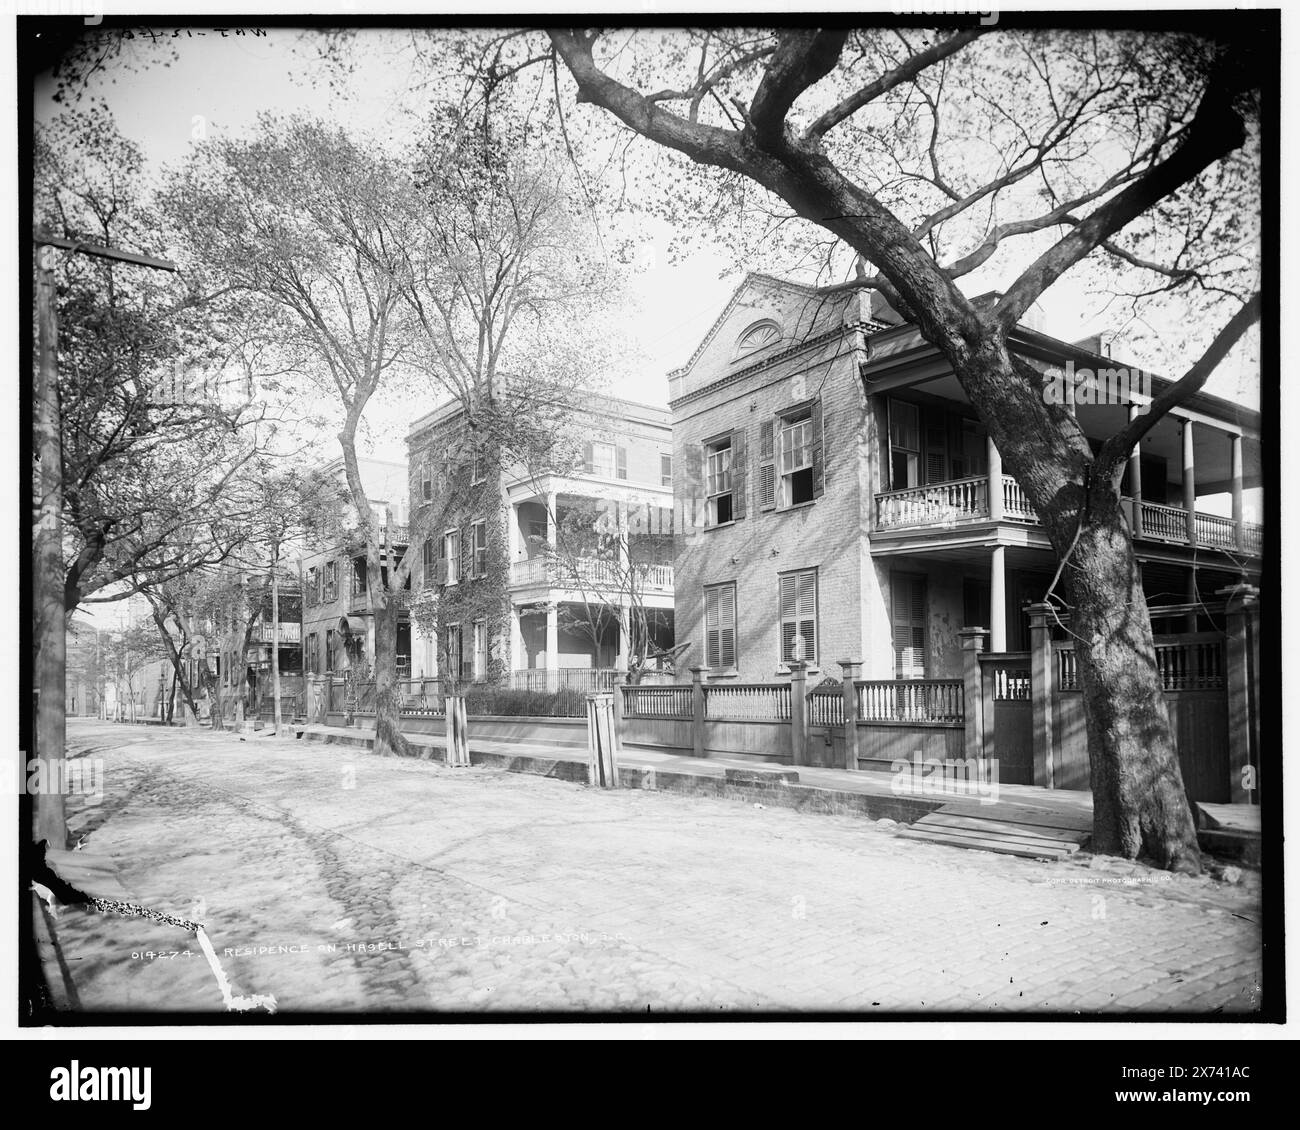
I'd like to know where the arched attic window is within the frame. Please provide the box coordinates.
[735,319,782,358]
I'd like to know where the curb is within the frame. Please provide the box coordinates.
[302,727,946,825]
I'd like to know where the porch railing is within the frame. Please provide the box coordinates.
[875,476,987,529]
[855,679,964,723]
[872,474,1262,556]
[509,668,620,693]
[510,556,674,591]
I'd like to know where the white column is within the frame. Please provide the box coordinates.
[990,544,1007,653]
[1128,404,1144,537]
[506,498,519,562]
[986,434,1003,522]
[1182,419,1196,544]
[510,605,524,673]
[546,603,559,690]
[546,490,557,546]
[1230,433,1244,551]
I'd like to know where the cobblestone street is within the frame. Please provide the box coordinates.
[46,720,1263,1016]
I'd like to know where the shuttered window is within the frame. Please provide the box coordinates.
[422,538,434,582]
[420,462,432,503]
[704,582,737,670]
[892,572,928,678]
[889,400,920,489]
[758,420,777,510]
[779,569,818,665]
[442,529,460,585]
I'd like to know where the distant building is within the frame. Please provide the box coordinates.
[406,395,675,690]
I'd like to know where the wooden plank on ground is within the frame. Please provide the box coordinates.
[918,812,1089,848]
[897,827,1074,859]
[934,800,1093,833]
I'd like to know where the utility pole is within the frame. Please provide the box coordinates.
[271,544,282,736]
[31,232,176,849]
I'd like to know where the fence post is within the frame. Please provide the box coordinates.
[838,658,862,771]
[690,666,707,760]
[445,694,469,767]
[586,692,620,788]
[790,661,808,767]
[1217,583,1259,804]
[612,669,628,733]
[1026,602,1056,789]
[958,628,988,766]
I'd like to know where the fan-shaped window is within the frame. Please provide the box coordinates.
[736,319,781,356]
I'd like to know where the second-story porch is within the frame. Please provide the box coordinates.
[865,353,1263,560]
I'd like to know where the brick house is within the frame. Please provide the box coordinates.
[298,455,412,680]
[406,396,675,690]
[670,272,1263,688]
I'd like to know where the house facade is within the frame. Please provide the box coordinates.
[670,273,1263,687]
[406,396,675,690]
[298,455,411,681]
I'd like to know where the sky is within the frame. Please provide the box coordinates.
[35,21,1259,461]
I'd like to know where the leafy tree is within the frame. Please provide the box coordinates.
[535,23,1267,870]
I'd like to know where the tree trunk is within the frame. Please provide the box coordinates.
[1064,489,1202,871]
[370,586,410,757]
[271,549,282,736]
[949,345,1202,871]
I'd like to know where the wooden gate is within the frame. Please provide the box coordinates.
[981,654,1034,785]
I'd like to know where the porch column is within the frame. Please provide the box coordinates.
[990,544,1007,652]
[1217,584,1259,805]
[545,603,559,691]
[1127,404,1144,538]
[506,498,520,563]
[1026,602,1056,789]
[1182,419,1197,545]
[1230,433,1244,552]
[546,490,557,547]
[986,435,1003,522]
[509,605,524,673]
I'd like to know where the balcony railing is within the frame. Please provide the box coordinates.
[875,476,987,529]
[510,556,674,592]
[874,475,1262,554]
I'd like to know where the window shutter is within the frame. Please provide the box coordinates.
[582,442,594,475]
[434,558,448,586]
[616,446,628,480]
[684,444,704,529]
[758,420,777,510]
[924,408,948,485]
[797,571,816,663]
[811,398,825,498]
[460,527,472,581]
[892,573,927,678]
[731,429,748,520]
[705,587,719,669]
[780,574,797,663]
[719,584,736,669]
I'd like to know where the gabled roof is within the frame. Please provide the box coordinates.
[668,272,826,380]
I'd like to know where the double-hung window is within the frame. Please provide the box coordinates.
[705,438,734,526]
[704,582,737,670]
[779,569,818,666]
[660,453,673,488]
[889,400,921,490]
[443,529,461,585]
[470,521,487,578]
[779,411,814,505]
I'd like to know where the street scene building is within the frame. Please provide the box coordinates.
[405,396,676,691]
